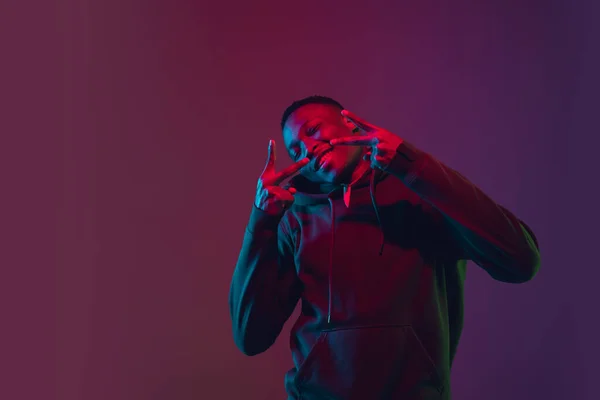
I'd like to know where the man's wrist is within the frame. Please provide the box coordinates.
[385,141,424,178]
[247,205,282,234]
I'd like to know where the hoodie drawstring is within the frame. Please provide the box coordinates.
[369,173,386,255]
[327,197,335,324]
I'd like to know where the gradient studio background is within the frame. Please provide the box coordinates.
[1,0,598,399]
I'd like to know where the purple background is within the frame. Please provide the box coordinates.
[2,1,598,399]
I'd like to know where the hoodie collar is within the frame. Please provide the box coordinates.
[289,168,388,206]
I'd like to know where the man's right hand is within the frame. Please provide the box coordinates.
[255,140,309,216]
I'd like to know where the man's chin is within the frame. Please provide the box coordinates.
[320,166,353,185]
[303,159,356,185]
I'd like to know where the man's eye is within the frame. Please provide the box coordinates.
[306,124,321,136]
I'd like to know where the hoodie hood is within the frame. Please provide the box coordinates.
[288,168,389,255]
[288,167,386,204]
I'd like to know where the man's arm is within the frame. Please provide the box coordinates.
[229,207,301,356]
[330,109,540,284]
[386,141,541,283]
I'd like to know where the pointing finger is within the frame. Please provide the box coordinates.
[341,109,376,132]
[261,139,276,176]
[272,157,310,185]
[330,135,378,146]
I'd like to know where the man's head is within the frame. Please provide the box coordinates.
[281,95,365,184]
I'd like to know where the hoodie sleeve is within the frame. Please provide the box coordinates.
[385,141,541,284]
[228,206,302,356]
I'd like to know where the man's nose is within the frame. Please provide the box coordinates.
[308,141,329,157]
[301,141,318,159]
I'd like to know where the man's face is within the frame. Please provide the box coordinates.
[282,103,364,184]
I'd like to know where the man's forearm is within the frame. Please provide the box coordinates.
[229,207,300,355]
[385,142,540,283]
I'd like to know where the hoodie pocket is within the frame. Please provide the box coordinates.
[294,325,443,399]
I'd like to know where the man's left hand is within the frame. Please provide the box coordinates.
[330,110,404,171]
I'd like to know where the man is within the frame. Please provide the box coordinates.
[229,95,540,399]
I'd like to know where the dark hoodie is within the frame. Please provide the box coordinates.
[229,141,540,400]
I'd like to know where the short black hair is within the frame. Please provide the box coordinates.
[280,95,344,130]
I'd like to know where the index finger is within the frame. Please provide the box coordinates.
[342,109,376,132]
[330,135,378,146]
[261,139,276,176]
[271,157,310,185]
